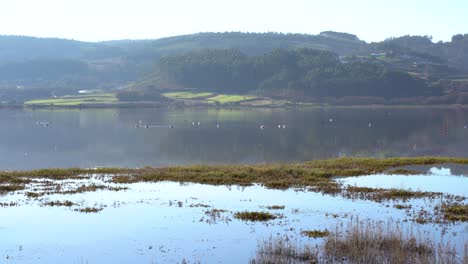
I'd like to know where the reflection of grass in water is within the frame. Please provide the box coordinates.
[166,108,274,122]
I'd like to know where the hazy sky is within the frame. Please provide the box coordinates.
[0,0,466,42]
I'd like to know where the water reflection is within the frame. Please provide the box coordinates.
[0,107,467,169]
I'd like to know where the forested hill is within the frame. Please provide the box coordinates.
[137,48,437,99]
[1,32,468,105]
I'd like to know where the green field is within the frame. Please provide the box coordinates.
[162,92,215,99]
[25,93,117,106]
[163,91,258,104]
[207,94,257,104]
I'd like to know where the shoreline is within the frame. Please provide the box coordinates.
[1,102,468,110]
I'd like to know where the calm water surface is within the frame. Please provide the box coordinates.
[1,107,468,170]
[1,176,466,263]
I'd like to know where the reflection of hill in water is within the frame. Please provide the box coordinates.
[0,108,467,169]
[148,108,468,164]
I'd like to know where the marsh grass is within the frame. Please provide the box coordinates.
[344,186,442,202]
[394,204,412,210]
[235,211,277,222]
[301,230,330,239]
[1,157,467,190]
[323,219,462,264]
[0,184,25,195]
[1,157,467,217]
[250,236,318,264]
[264,205,285,210]
[441,203,468,222]
[253,219,467,263]
[75,207,104,213]
[42,200,77,207]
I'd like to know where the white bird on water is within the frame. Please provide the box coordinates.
[216,124,221,128]
[368,123,372,128]
[260,125,265,129]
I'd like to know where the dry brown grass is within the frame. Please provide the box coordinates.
[250,236,318,264]
[323,219,463,264]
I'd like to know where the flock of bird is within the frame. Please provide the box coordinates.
[34,118,468,130]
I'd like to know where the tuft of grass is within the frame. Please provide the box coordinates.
[234,211,277,222]
[75,207,104,213]
[394,204,412,210]
[301,229,330,239]
[344,186,441,202]
[441,203,468,222]
[264,205,285,210]
[324,220,440,263]
[0,184,25,195]
[250,236,318,263]
[42,200,76,207]
[26,192,46,199]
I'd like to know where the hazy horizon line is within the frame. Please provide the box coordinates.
[1,30,464,44]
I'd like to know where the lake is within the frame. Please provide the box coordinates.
[1,107,468,170]
[1,107,468,263]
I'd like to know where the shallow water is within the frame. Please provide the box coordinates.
[339,166,468,196]
[1,178,466,263]
[1,107,468,170]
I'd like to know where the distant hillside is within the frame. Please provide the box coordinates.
[0,36,125,61]
[125,32,369,62]
[0,31,467,105]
